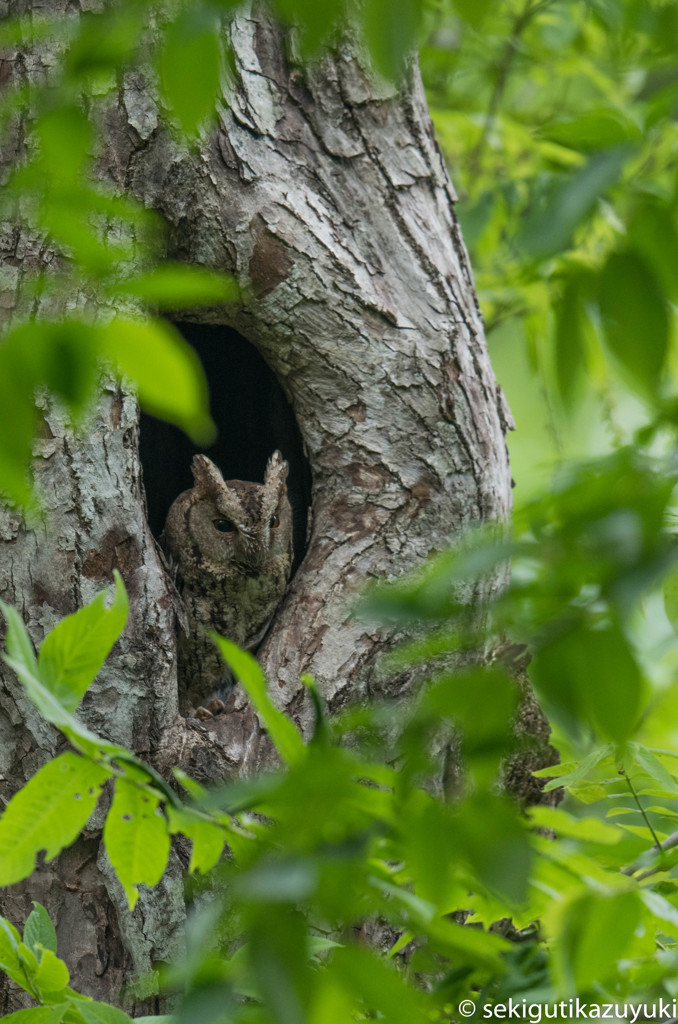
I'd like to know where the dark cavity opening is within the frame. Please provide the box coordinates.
[140,323,311,571]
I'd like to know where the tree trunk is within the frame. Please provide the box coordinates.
[0,2,518,1013]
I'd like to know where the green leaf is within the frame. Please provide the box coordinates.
[33,947,70,998]
[0,1009,67,1024]
[518,147,629,260]
[632,746,678,795]
[598,249,668,395]
[663,559,678,631]
[158,10,221,137]
[0,600,39,677]
[532,624,643,742]
[117,264,240,310]
[24,903,58,955]
[554,277,588,405]
[166,807,226,874]
[331,945,426,1023]
[543,110,640,152]
[538,745,614,792]
[554,889,641,994]
[0,753,110,885]
[361,0,423,79]
[76,1001,135,1024]
[452,0,495,29]
[272,0,344,52]
[37,572,128,711]
[35,106,92,187]
[0,917,30,991]
[99,318,215,444]
[213,637,305,767]
[103,779,171,910]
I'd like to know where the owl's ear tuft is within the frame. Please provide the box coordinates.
[191,454,224,496]
[264,450,289,494]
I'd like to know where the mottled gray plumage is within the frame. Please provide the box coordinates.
[162,451,293,710]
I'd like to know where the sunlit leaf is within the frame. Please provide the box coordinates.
[23,903,58,956]
[37,571,128,711]
[0,753,110,886]
[103,778,171,910]
[33,947,69,997]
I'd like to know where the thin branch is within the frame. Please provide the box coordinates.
[468,0,559,176]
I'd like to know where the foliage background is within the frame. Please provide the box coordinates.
[2,0,678,1022]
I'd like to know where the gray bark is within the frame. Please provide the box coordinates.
[0,1,519,1012]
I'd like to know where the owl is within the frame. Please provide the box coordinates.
[162,451,294,712]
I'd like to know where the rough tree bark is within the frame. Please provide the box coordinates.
[0,0,536,1014]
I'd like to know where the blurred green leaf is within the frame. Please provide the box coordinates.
[554,276,588,405]
[532,623,643,742]
[65,7,144,76]
[273,0,344,52]
[599,249,668,396]
[362,0,423,79]
[100,318,215,444]
[542,110,640,152]
[249,908,313,1024]
[117,264,240,310]
[158,10,222,137]
[517,147,629,260]
[554,889,642,994]
[213,637,305,767]
[167,806,226,874]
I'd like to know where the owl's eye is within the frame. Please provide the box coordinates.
[270,514,280,529]
[214,519,235,533]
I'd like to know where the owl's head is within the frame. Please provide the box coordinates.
[163,451,293,576]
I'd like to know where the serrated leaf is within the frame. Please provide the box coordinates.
[103,779,170,910]
[24,903,58,955]
[212,637,305,767]
[99,318,215,444]
[599,249,668,395]
[0,753,110,885]
[118,264,240,310]
[37,572,128,711]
